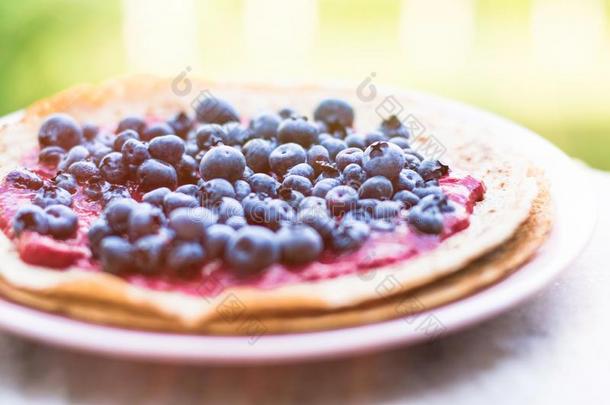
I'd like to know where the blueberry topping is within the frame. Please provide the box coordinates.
[233,179,252,201]
[342,163,366,188]
[38,114,83,150]
[162,191,199,215]
[12,205,49,236]
[199,145,246,182]
[216,197,245,222]
[330,219,370,252]
[344,132,366,149]
[166,241,206,272]
[116,116,147,136]
[169,207,216,241]
[325,185,358,216]
[142,187,171,207]
[266,199,295,230]
[242,138,272,172]
[196,97,240,125]
[5,168,43,190]
[313,99,354,133]
[373,200,402,220]
[58,145,89,171]
[282,175,312,196]
[277,224,323,265]
[418,159,449,181]
[105,198,138,234]
[286,162,315,180]
[335,147,364,171]
[362,141,405,179]
[148,135,185,164]
[392,190,420,208]
[249,113,281,140]
[225,226,279,274]
[269,143,307,175]
[199,178,236,206]
[68,161,100,183]
[133,232,171,273]
[175,184,199,197]
[52,172,78,194]
[88,219,114,257]
[248,173,279,197]
[205,224,235,260]
[407,197,444,234]
[358,176,393,200]
[45,204,78,239]
[38,146,66,167]
[364,131,388,147]
[312,178,341,198]
[379,115,410,139]
[128,203,166,241]
[99,152,128,184]
[320,137,347,161]
[113,129,139,152]
[277,116,319,148]
[195,124,228,150]
[225,215,248,230]
[121,138,150,165]
[99,236,134,273]
[137,159,178,191]
[141,122,174,142]
[167,111,193,139]
[33,185,73,208]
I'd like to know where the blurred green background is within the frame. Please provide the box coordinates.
[0,0,608,169]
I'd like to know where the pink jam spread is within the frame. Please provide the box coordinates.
[0,149,485,298]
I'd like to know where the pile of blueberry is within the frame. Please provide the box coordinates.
[8,96,454,275]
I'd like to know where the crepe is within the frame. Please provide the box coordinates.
[0,76,552,333]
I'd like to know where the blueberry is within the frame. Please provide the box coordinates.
[320,137,347,161]
[82,176,108,201]
[370,219,396,232]
[45,204,78,239]
[199,178,236,206]
[166,241,206,272]
[142,187,171,207]
[242,193,270,225]
[330,219,370,252]
[102,184,131,206]
[137,159,178,191]
[199,145,246,182]
[407,200,444,234]
[175,154,199,185]
[195,124,228,150]
[167,111,193,139]
[99,236,134,273]
[68,161,100,183]
[373,200,402,220]
[362,141,405,179]
[242,138,272,172]
[90,144,113,165]
[357,198,380,215]
[307,144,331,173]
[277,224,323,265]
[314,162,341,181]
[313,99,354,132]
[403,153,422,171]
[82,123,99,141]
[312,178,341,198]
[223,122,250,145]
[344,132,366,149]
[277,116,319,148]
[248,173,279,197]
[100,152,128,184]
[113,129,140,152]
[266,199,295,230]
[379,115,410,138]
[392,190,420,208]
[128,203,166,241]
[278,107,297,119]
[33,185,73,208]
[216,197,244,222]
[233,179,252,201]
[105,198,138,234]
[286,163,314,180]
[38,113,83,150]
[358,176,393,200]
[242,165,254,179]
[269,143,307,175]
[342,209,371,223]
[12,205,49,236]
[413,186,444,199]
[389,137,410,149]
[298,196,326,211]
[116,116,147,136]
[38,146,66,167]
[163,192,199,215]
[335,147,363,171]
[121,138,150,165]
[5,168,43,190]
[278,188,304,209]
[87,219,114,257]
[282,175,312,195]
[418,159,449,181]
[225,215,248,230]
[185,141,199,158]
[195,97,240,125]
[205,224,235,260]
[325,185,358,216]
[395,169,423,191]
[148,135,185,165]
[58,145,89,171]
[169,207,217,241]
[176,184,199,197]
[141,122,175,142]
[224,226,279,273]
[364,131,388,146]
[133,232,172,272]
[249,113,281,140]
[342,163,366,188]
[296,207,335,240]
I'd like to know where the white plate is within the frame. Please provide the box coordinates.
[0,95,596,364]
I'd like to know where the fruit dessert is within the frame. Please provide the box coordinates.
[0,77,552,333]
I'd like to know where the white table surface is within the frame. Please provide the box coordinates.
[0,169,607,405]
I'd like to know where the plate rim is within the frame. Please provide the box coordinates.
[0,94,597,365]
